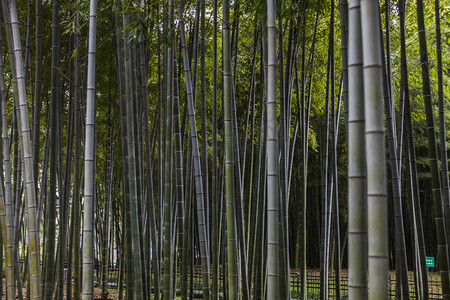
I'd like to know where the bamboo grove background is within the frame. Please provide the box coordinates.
[0,0,449,299]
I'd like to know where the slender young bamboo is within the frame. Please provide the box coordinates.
[339,0,348,132]
[117,211,125,300]
[0,20,15,300]
[71,7,82,298]
[267,0,279,298]
[200,0,209,250]
[10,101,20,300]
[277,13,291,300]
[181,141,192,300]
[384,0,397,158]
[43,1,60,296]
[123,191,135,299]
[254,58,266,299]
[320,15,333,300]
[190,0,200,102]
[404,92,429,300]
[330,3,338,298]
[157,18,164,295]
[384,0,395,136]
[173,58,185,300]
[231,1,240,87]
[56,75,74,300]
[333,81,342,300]
[277,17,287,300]
[129,30,147,297]
[329,3,341,296]
[32,0,42,196]
[211,0,219,298]
[37,113,49,223]
[348,0,367,298]
[231,87,250,300]
[244,21,259,291]
[82,0,97,298]
[223,0,239,298]
[12,117,22,300]
[163,2,174,298]
[102,100,113,298]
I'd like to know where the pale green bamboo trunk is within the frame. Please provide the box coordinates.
[163,2,174,298]
[360,1,388,298]
[348,1,367,298]
[1,10,16,300]
[0,19,15,300]
[7,0,41,298]
[82,0,97,298]
[0,10,20,300]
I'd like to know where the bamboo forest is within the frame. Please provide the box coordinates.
[1,0,450,299]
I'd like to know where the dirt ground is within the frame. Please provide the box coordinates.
[0,281,120,300]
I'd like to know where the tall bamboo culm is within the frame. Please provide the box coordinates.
[43,1,59,297]
[163,1,174,298]
[360,0,388,298]
[348,1,367,298]
[223,0,239,299]
[267,0,280,298]
[0,15,15,300]
[82,0,97,298]
[7,0,41,298]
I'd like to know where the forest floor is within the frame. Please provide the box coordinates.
[0,269,443,299]
[0,281,121,300]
